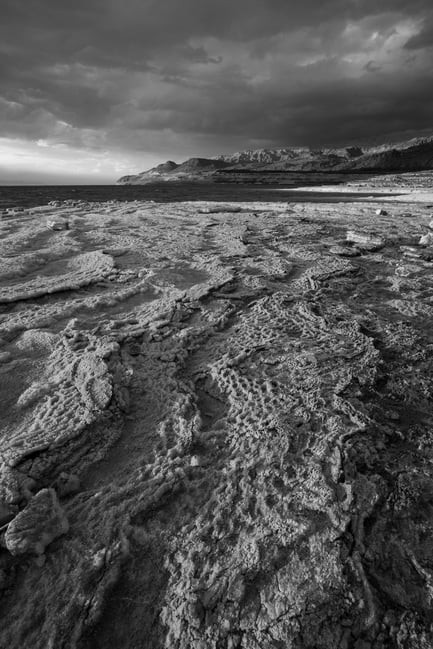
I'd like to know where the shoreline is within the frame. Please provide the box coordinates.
[282,169,433,203]
[289,186,433,202]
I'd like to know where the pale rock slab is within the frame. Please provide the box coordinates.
[419,232,433,246]
[46,218,69,231]
[346,230,385,251]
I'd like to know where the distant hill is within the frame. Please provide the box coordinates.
[175,157,230,172]
[212,146,365,169]
[335,138,433,172]
[154,161,179,173]
[117,136,433,184]
[118,157,230,184]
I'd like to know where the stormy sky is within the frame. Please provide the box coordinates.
[1,0,433,183]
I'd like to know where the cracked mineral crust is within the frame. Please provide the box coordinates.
[1,187,433,648]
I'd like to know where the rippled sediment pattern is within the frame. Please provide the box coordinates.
[1,198,433,648]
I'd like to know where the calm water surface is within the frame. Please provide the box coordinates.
[0,182,391,210]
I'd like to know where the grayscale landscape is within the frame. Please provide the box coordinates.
[2,0,433,646]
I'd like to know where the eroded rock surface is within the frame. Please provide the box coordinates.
[0,195,433,648]
[5,488,68,555]
[0,251,114,303]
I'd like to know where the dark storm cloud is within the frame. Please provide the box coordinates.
[404,14,433,49]
[119,65,433,147]
[1,0,429,61]
[1,0,433,174]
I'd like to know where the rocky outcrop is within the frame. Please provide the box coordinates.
[5,489,68,556]
[175,157,229,172]
[214,145,365,168]
[153,161,179,173]
[117,158,230,184]
[340,137,433,172]
[117,135,433,184]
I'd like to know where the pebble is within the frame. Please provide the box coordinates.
[46,218,69,231]
[419,232,433,246]
[346,230,385,251]
[329,245,361,257]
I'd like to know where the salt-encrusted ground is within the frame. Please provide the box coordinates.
[291,170,433,203]
[1,193,433,648]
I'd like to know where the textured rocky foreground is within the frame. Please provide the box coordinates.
[1,192,433,648]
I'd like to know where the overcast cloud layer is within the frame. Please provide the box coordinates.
[1,0,433,182]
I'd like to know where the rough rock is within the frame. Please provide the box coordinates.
[0,503,16,528]
[54,473,81,498]
[4,489,69,556]
[419,232,433,246]
[329,244,361,257]
[46,218,69,231]
[346,230,385,250]
[0,251,115,303]
[198,205,242,214]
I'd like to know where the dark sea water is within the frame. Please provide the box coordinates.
[0,182,388,210]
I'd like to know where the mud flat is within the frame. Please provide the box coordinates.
[1,191,433,648]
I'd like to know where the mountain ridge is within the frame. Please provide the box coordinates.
[117,135,433,184]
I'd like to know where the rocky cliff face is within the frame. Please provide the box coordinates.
[339,138,433,172]
[213,145,365,168]
[117,136,433,184]
[118,158,230,184]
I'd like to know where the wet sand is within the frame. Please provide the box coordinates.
[1,192,433,648]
